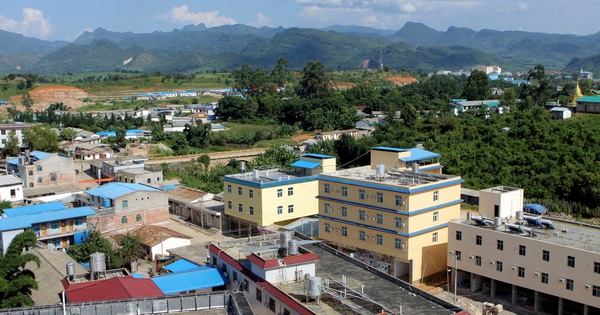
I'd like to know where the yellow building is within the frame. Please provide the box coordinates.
[223,154,336,236]
[317,147,462,283]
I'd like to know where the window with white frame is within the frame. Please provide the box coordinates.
[277,206,283,214]
[324,183,331,193]
[376,234,383,245]
[288,205,294,213]
[376,192,383,203]
[433,211,439,222]
[288,187,294,196]
[341,186,347,197]
[341,206,348,217]
[433,190,439,201]
[359,189,366,199]
[432,232,438,243]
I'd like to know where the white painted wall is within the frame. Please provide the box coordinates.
[150,237,191,259]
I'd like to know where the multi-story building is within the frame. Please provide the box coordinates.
[6,151,75,188]
[0,123,30,149]
[317,147,462,283]
[0,202,95,253]
[222,154,336,236]
[75,182,169,235]
[115,168,163,188]
[448,212,600,314]
[0,174,24,205]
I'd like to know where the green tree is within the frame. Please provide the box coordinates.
[1,131,20,157]
[0,200,12,215]
[271,56,290,87]
[21,92,33,111]
[67,230,122,269]
[184,123,212,149]
[119,233,143,270]
[215,96,255,121]
[233,64,268,95]
[461,70,489,100]
[59,128,78,142]
[22,125,59,152]
[0,231,40,308]
[298,61,333,99]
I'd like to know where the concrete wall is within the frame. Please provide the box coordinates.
[90,207,169,235]
[150,237,191,258]
[479,187,523,219]
[0,183,23,203]
[0,229,24,254]
[19,155,75,188]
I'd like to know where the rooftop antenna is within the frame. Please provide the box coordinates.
[379,50,384,72]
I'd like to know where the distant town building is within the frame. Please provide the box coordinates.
[474,65,502,75]
[6,151,75,189]
[0,123,30,150]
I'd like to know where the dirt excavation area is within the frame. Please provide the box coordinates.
[9,85,90,111]
[385,75,418,86]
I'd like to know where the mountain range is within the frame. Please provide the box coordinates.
[1,22,599,74]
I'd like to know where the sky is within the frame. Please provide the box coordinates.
[2,0,600,41]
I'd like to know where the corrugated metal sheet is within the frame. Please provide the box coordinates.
[164,259,206,273]
[290,160,320,169]
[152,268,229,294]
[0,206,95,231]
[85,182,160,199]
[3,202,66,216]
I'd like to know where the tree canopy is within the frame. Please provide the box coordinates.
[0,231,40,308]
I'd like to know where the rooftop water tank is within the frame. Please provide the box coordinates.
[494,217,502,227]
[280,231,292,249]
[376,164,386,179]
[103,198,111,208]
[308,277,322,298]
[288,240,299,256]
[66,262,75,280]
[90,252,106,274]
[516,211,524,222]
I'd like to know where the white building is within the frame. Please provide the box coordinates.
[0,174,23,205]
[0,123,30,149]
[478,186,524,219]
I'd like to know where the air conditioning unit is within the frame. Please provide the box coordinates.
[371,217,376,221]
[399,244,405,249]
[559,278,565,283]
[336,229,341,233]
[401,200,406,205]
[371,237,376,241]
[326,228,332,232]
[511,265,518,270]
[336,209,341,213]
[469,255,475,260]
[336,190,341,193]
[586,284,592,289]
[534,272,540,277]
[490,260,496,265]
[449,250,455,255]
[362,236,368,240]
[325,208,332,213]
[400,223,405,228]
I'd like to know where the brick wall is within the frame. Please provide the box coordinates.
[89,206,169,235]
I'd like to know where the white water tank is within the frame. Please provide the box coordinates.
[90,252,106,274]
[308,277,322,298]
[494,217,502,227]
[280,231,293,249]
[66,262,75,280]
[516,211,524,222]
[288,240,299,256]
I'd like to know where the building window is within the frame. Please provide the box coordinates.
[28,170,33,176]
[122,200,128,208]
[50,222,59,229]
[121,216,127,224]
[324,203,331,213]
[542,250,549,261]
[0,130,4,135]
[359,210,366,220]
[456,231,462,241]
[518,267,525,278]
[256,289,262,302]
[277,189,283,198]
[249,190,254,198]
[476,256,481,266]
[341,186,347,197]
[51,175,56,182]
[541,273,548,284]
[288,205,294,213]
[594,262,600,274]
[433,211,439,222]
[341,207,347,217]
[249,207,254,215]
[288,187,294,196]
[10,189,16,198]
[395,238,403,249]
[37,177,43,183]
[376,213,383,224]
[519,245,526,256]
[566,279,574,291]
[277,206,283,214]
[455,250,462,261]
[567,256,575,268]
[29,182,33,188]
[228,201,232,209]
[147,178,151,184]
[74,219,83,226]
[395,195,404,206]
[341,227,347,237]
[283,309,290,315]
[227,185,231,193]
[496,261,503,272]
[324,183,331,193]
[136,214,142,221]
[268,297,275,311]
[476,235,482,246]
[376,234,383,245]
[433,190,439,201]
[238,204,243,212]
[593,286,600,297]
[497,240,504,251]
[238,187,242,196]
[376,192,383,203]
[359,230,366,241]
[36,165,42,171]
[432,232,438,243]
[395,217,403,228]
[324,223,330,232]
[359,189,366,199]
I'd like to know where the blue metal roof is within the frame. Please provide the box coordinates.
[31,151,52,160]
[399,148,441,162]
[86,183,160,199]
[97,131,116,137]
[3,202,66,216]
[152,268,229,294]
[291,160,320,169]
[302,153,335,159]
[164,259,205,273]
[7,158,18,165]
[0,206,96,231]
[162,185,177,191]
[372,146,408,153]
[131,273,145,279]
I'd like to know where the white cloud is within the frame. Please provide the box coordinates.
[290,0,479,14]
[160,5,236,27]
[250,13,273,27]
[0,7,53,39]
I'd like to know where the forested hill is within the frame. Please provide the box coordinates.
[1,22,599,73]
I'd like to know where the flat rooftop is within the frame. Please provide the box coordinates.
[455,216,600,252]
[321,166,460,188]
[225,168,312,185]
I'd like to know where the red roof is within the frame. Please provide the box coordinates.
[247,253,320,270]
[62,276,163,302]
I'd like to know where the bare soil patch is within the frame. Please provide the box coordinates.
[10,85,90,111]
[385,75,418,86]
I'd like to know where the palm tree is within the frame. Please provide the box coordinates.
[0,231,40,308]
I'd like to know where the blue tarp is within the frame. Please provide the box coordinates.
[73,231,87,245]
[291,160,320,169]
[164,259,205,273]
